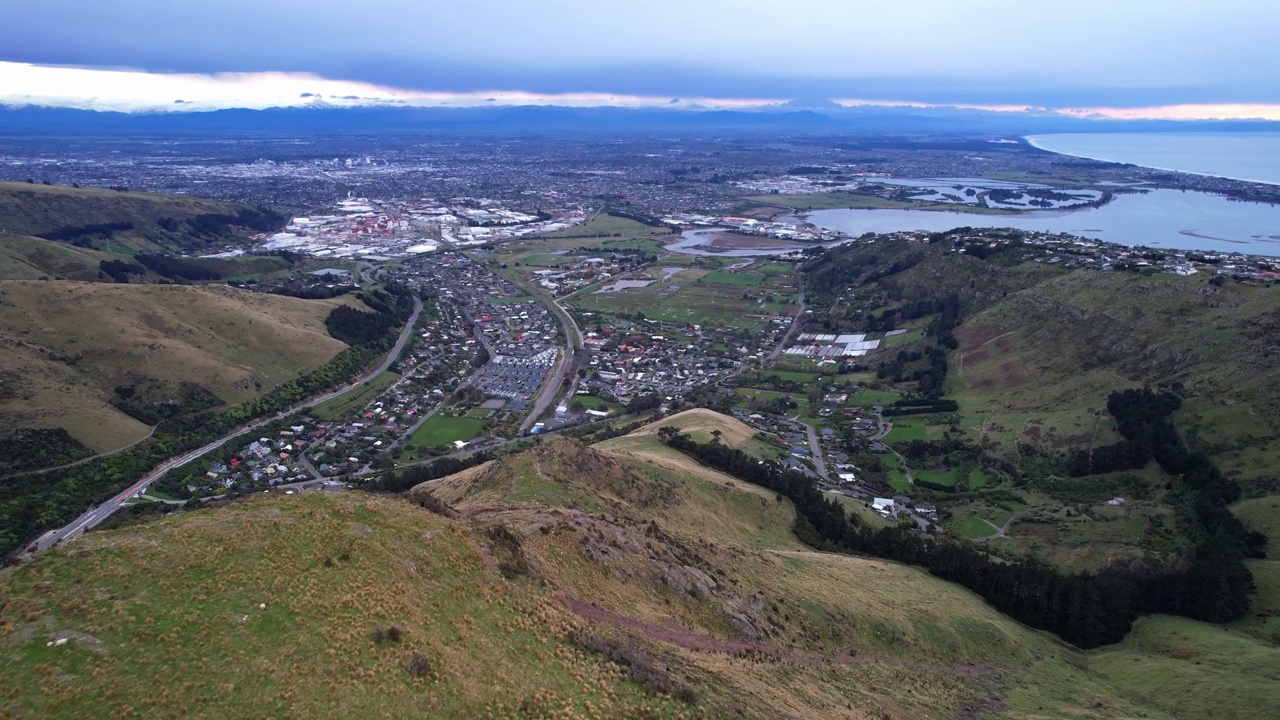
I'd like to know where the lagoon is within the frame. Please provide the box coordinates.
[789,189,1280,256]
[667,189,1280,257]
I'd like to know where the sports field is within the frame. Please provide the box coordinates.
[406,415,486,448]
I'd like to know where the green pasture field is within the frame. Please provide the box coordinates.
[881,330,924,348]
[570,275,792,330]
[849,388,901,407]
[539,213,670,239]
[955,516,1001,540]
[883,420,927,443]
[914,467,992,489]
[570,394,608,410]
[406,415,486,448]
[754,370,820,383]
[517,253,568,267]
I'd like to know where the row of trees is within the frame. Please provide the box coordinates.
[135,254,222,281]
[326,305,400,346]
[325,285,417,348]
[112,380,222,425]
[881,398,959,416]
[364,452,494,493]
[0,429,92,476]
[39,221,134,244]
[184,208,287,236]
[99,258,146,283]
[658,420,1259,649]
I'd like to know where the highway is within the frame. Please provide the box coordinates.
[518,289,583,434]
[29,296,423,554]
[489,263,584,436]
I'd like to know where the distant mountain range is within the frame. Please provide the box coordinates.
[3,103,1279,135]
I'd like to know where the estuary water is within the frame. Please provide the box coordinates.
[667,188,1280,257]
[666,134,1280,258]
[1026,133,1280,186]
[789,189,1280,256]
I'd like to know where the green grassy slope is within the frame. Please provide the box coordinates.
[0,281,351,453]
[0,234,114,280]
[1089,615,1280,720]
[0,181,282,253]
[0,493,693,719]
[954,271,1280,489]
[805,238,1280,576]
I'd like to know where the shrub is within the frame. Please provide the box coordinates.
[371,626,403,644]
[404,653,431,677]
[487,525,530,580]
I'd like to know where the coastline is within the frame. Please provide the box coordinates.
[1024,134,1280,187]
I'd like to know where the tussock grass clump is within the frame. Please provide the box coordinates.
[403,652,430,677]
[571,630,698,704]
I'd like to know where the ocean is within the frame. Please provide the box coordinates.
[1026,133,1280,186]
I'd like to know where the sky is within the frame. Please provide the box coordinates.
[2,0,1278,119]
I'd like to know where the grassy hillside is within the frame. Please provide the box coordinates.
[1089,615,1280,720]
[7,410,1278,717]
[0,234,114,280]
[0,281,351,454]
[0,493,694,719]
[0,181,283,254]
[954,270,1280,489]
[410,413,1191,718]
[801,237,1280,578]
[431,438,802,552]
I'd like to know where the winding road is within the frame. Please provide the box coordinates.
[28,296,423,554]
[871,406,916,486]
[765,275,805,364]
[799,420,831,481]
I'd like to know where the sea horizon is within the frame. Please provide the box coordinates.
[1026,132,1280,186]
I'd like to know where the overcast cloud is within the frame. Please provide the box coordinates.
[2,0,1277,108]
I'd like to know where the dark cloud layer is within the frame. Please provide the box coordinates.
[3,0,1277,107]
